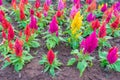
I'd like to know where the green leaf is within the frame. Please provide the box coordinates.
[50,67,55,76]
[14,63,23,72]
[1,61,11,69]
[77,60,87,77]
[31,41,40,48]
[67,58,76,66]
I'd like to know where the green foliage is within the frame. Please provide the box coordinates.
[67,49,93,76]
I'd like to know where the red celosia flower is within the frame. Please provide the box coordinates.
[1,18,10,30]
[43,2,49,12]
[107,47,118,64]
[36,11,42,18]
[8,24,14,41]
[8,41,13,50]
[24,24,31,42]
[22,0,28,4]
[14,39,23,57]
[2,30,6,39]
[111,18,119,29]
[47,49,55,65]
[11,0,17,10]
[35,0,40,9]
[98,22,106,38]
[30,9,34,16]
[86,0,92,4]
[91,19,100,30]
[56,10,63,17]
[20,8,25,20]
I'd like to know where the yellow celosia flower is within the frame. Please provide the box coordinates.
[71,11,83,35]
[98,4,103,10]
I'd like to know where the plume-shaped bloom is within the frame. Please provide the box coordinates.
[58,0,64,10]
[87,12,96,22]
[101,3,107,12]
[98,22,106,38]
[111,18,119,29]
[107,47,118,64]
[8,24,14,41]
[43,2,49,17]
[74,0,80,9]
[87,1,96,12]
[56,10,63,17]
[70,5,78,19]
[0,10,5,22]
[0,0,2,6]
[47,49,55,65]
[36,11,42,18]
[80,30,98,54]
[91,19,100,30]
[1,18,10,30]
[30,9,34,16]
[8,41,13,50]
[20,8,25,20]
[2,30,6,39]
[86,0,92,4]
[49,16,58,36]
[45,0,52,6]
[115,1,120,12]
[14,39,23,57]
[24,24,31,42]
[35,0,40,9]
[11,0,17,10]
[29,15,38,30]
[71,11,83,34]
[22,0,28,4]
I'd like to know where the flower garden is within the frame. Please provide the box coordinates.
[0,0,120,80]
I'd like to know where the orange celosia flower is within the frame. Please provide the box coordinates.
[86,0,96,12]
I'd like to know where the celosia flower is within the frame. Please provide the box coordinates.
[0,0,2,6]
[56,10,63,17]
[0,10,5,22]
[24,24,31,42]
[22,0,28,4]
[86,0,92,4]
[20,8,25,20]
[58,0,64,10]
[35,0,40,9]
[19,30,22,37]
[36,11,42,18]
[87,1,96,12]
[115,1,120,12]
[71,11,83,34]
[8,24,14,41]
[74,0,80,9]
[105,12,112,23]
[47,49,55,65]
[8,41,13,50]
[49,16,58,36]
[98,22,106,38]
[80,30,98,54]
[1,18,10,30]
[70,5,78,19]
[14,39,23,57]
[29,15,38,30]
[87,12,96,22]
[91,19,100,30]
[45,0,52,6]
[30,9,34,16]
[103,9,112,23]
[2,30,6,39]
[101,3,107,12]
[107,47,118,64]
[111,18,119,29]
[11,0,17,10]
[43,2,49,12]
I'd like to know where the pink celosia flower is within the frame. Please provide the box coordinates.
[80,30,98,54]
[45,0,52,6]
[0,0,2,6]
[98,22,106,38]
[49,16,58,36]
[58,0,64,10]
[101,3,107,12]
[70,5,78,19]
[87,12,96,22]
[34,0,40,9]
[107,47,118,64]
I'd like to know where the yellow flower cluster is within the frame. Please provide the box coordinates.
[71,11,83,35]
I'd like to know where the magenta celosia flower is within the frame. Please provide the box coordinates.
[30,9,34,16]
[70,5,78,19]
[87,12,96,22]
[115,1,120,12]
[58,0,64,10]
[80,30,98,54]
[49,16,58,36]
[29,15,38,30]
[107,47,118,64]
[101,3,107,12]
[45,0,51,6]
[0,0,2,6]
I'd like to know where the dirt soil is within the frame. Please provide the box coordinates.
[0,1,120,80]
